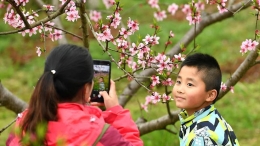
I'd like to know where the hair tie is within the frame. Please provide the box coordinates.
[51,70,56,75]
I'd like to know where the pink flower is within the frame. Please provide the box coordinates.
[151,92,161,104]
[143,34,153,45]
[151,75,160,86]
[89,10,102,22]
[174,53,185,61]
[127,18,139,33]
[44,21,54,32]
[137,59,146,69]
[110,12,121,29]
[145,95,153,105]
[182,4,192,15]
[217,0,228,13]
[148,0,160,10]
[154,10,167,21]
[14,0,29,6]
[230,86,234,93]
[96,27,113,42]
[162,93,172,102]
[240,39,259,55]
[36,47,41,57]
[43,4,54,11]
[130,61,137,71]
[220,82,227,91]
[24,27,38,37]
[66,10,80,22]
[186,12,201,25]
[169,30,175,38]
[141,103,148,112]
[65,3,80,22]
[119,28,132,39]
[116,38,128,49]
[162,78,173,86]
[102,0,115,9]
[53,29,63,41]
[129,43,138,56]
[168,3,178,15]
[143,35,160,45]
[195,1,205,11]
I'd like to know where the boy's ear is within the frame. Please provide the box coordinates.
[206,89,217,102]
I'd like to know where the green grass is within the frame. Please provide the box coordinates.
[1,0,260,146]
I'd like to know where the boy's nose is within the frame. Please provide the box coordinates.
[176,86,184,94]
[177,90,183,94]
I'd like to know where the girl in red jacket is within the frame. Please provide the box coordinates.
[6,44,143,146]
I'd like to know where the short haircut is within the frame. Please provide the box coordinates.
[180,53,222,103]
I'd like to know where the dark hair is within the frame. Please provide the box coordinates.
[21,44,94,143]
[180,53,222,103]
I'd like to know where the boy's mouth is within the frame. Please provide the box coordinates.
[175,96,185,101]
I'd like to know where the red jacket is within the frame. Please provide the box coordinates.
[6,103,143,146]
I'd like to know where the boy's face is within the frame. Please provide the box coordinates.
[172,66,212,115]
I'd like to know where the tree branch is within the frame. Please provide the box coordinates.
[0,82,27,114]
[254,60,260,65]
[138,110,180,136]
[77,0,89,49]
[217,47,259,100]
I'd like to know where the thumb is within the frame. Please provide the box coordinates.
[99,91,109,100]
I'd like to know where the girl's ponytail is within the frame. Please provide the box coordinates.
[21,72,58,144]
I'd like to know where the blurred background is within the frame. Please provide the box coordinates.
[0,0,260,145]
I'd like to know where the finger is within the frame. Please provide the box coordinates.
[99,91,109,100]
[90,102,104,107]
[109,80,115,91]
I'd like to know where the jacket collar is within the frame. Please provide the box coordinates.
[178,104,215,127]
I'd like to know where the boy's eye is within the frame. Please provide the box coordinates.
[187,83,193,87]
[176,80,181,84]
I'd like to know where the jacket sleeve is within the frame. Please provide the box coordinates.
[102,105,143,146]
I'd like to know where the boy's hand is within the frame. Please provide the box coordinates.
[99,80,119,109]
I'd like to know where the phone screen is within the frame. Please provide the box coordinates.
[90,60,111,103]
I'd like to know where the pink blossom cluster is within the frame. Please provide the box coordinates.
[102,0,116,9]
[89,10,102,22]
[182,1,204,25]
[64,1,80,22]
[14,0,29,6]
[107,11,121,29]
[43,4,55,11]
[141,92,173,112]
[220,82,234,93]
[206,0,228,13]
[240,39,259,55]
[147,0,179,22]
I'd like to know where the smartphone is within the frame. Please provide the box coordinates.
[90,60,111,103]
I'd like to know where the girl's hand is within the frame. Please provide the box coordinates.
[99,80,119,109]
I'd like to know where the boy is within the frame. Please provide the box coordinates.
[99,77,105,91]
[172,53,240,146]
